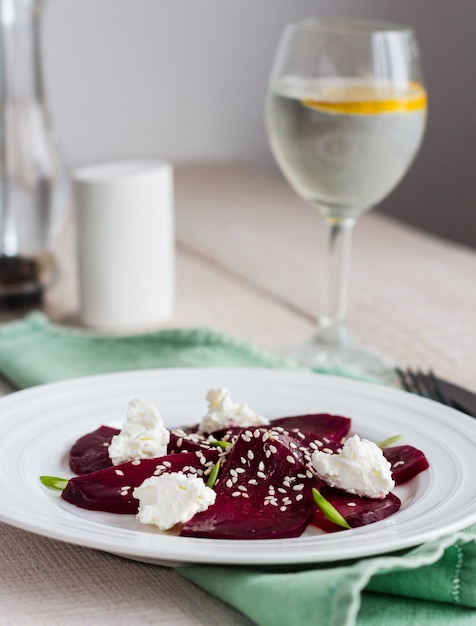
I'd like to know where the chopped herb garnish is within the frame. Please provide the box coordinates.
[312,487,351,529]
[209,440,232,450]
[206,461,221,488]
[40,476,69,491]
[376,435,402,449]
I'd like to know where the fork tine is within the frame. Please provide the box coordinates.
[408,368,428,398]
[395,367,412,392]
[426,370,453,406]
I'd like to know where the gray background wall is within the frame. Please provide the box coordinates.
[43,0,476,248]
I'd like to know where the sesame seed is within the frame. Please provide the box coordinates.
[242,492,249,498]
[297,432,306,440]
[296,494,304,501]
[347,502,357,507]
[265,450,271,458]
[393,460,405,467]
[293,484,304,491]
[230,469,238,477]
[241,457,247,464]
[278,487,286,493]
[289,442,298,449]
[258,461,265,471]
[238,485,247,491]
[270,500,278,507]
[245,430,253,438]
[236,467,245,474]
[248,479,258,485]
[231,491,241,497]
[257,471,266,479]
[309,442,318,450]
[323,448,334,454]
[286,455,296,464]
[241,435,252,443]
[176,437,183,447]
[115,469,125,476]
[262,432,269,442]
[280,506,287,512]
[269,445,278,454]
[306,470,314,479]
[226,479,234,488]
[247,450,254,460]
[131,460,141,465]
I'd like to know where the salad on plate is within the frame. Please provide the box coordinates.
[41,387,429,539]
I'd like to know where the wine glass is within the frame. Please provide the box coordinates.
[265,19,427,383]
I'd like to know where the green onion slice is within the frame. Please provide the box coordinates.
[40,476,69,491]
[206,461,221,489]
[376,435,402,449]
[209,440,232,450]
[312,487,351,529]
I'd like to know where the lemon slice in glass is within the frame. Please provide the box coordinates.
[302,81,427,115]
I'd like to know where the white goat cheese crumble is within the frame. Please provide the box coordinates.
[311,434,395,498]
[108,398,170,466]
[133,472,216,530]
[198,387,269,434]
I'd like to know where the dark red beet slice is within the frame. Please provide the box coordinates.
[69,426,119,475]
[181,427,321,539]
[62,449,219,514]
[168,430,211,454]
[270,413,351,446]
[383,445,429,485]
[312,488,401,533]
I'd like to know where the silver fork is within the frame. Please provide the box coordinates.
[395,368,475,417]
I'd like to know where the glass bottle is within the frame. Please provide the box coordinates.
[0,0,69,310]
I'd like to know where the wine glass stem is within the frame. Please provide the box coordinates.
[320,217,356,334]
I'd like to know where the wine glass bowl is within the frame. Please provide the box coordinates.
[265,19,427,383]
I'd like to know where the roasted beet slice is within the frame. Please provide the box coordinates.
[69,425,119,475]
[168,430,211,454]
[270,413,351,446]
[62,449,219,514]
[312,488,401,533]
[181,428,320,539]
[383,445,429,484]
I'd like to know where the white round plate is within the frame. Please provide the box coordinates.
[0,367,475,567]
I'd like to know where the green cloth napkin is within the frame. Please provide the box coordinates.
[0,312,475,626]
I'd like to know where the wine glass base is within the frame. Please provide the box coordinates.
[281,328,398,386]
